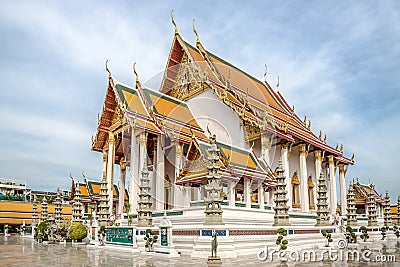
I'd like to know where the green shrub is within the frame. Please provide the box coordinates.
[360,226,369,242]
[276,228,288,250]
[144,229,158,252]
[322,230,333,246]
[68,222,87,241]
[34,221,49,241]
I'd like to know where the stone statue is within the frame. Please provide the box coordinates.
[211,231,218,257]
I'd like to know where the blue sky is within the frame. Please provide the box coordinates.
[0,1,399,201]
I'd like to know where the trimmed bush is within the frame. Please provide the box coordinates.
[276,228,288,250]
[69,222,87,241]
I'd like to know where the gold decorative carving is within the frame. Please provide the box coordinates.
[169,53,208,101]
[120,157,126,171]
[244,121,261,142]
[307,176,314,188]
[291,171,300,185]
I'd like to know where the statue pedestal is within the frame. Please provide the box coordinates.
[207,256,222,266]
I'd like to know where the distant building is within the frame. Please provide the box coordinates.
[353,180,385,217]
[0,178,27,201]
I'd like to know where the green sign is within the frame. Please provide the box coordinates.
[160,227,168,246]
[105,227,134,245]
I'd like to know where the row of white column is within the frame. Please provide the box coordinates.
[261,132,347,215]
[104,129,348,216]
[127,132,192,213]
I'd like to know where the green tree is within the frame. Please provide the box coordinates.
[35,221,48,241]
[69,222,87,241]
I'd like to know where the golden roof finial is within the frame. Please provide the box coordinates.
[340,143,344,153]
[132,62,141,88]
[291,105,295,114]
[351,153,355,161]
[323,134,327,144]
[263,64,268,82]
[206,123,212,139]
[225,69,231,89]
[335,143,338,150]
[170,10,179,35]
[192,19,201,45]
[319,130,322,140]
[189,127,195,139]
[307,120,311,130]
[303,115,307,125]
[276,76,280,91]
[105,59,112,79]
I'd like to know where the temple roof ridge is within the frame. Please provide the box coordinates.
[167,34,353,164]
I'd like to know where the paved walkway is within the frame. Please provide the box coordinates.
[1,236,400,266]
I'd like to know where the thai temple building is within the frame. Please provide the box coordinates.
[68,177,129,216]
[351,179,385,217]
[91,17,355,229]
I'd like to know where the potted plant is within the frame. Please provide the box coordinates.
[68,222,87,243]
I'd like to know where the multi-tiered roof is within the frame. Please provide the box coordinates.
[91,18,354,189]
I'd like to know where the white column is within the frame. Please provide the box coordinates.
[106,132,115,215]
[102,150,108,182]
[173,142,184,209]
[258,181,265,210]
[244,179,251,208]
[269,190,274,206]
[299,144,309,212]
[151,137,157,209]
[137,132,147,176]
[261,131,271,164]
[155,135,165,211]
[281,143,292,209]
[314,151,322,179]
[129,131,139,213]
[314,150,322,209]
[118,157,126,216]
[328,155,337,215]
[339,164,347,216]
[227,181,236,207]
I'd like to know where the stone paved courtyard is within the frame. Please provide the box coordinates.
[1,236,400,266]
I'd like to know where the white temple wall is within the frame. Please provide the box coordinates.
[306,153,317,210]
[269,144,281,170]
[288,146,300,180]
[288,146,300,208]
[164,150,175,208]
[252,138,261,158]
[187,90,245,148]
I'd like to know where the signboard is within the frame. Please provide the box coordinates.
[105,227,134,246]
[160,227,168,246]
